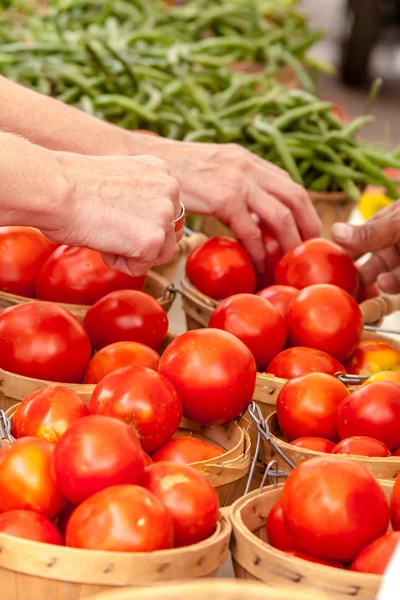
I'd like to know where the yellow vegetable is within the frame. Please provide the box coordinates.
[358,191,392,221]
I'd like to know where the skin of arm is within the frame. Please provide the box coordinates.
[1,76,321,268]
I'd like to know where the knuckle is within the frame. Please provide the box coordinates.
[165,177,180,201]
[159,201,175,224]
[279,207,294,227]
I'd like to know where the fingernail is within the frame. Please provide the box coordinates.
[331,223,353,242]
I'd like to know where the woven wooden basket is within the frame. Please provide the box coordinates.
[0,511,231,600]
[153,233,207,283]
[0,271,174,323]
[230,482,393,599]
[4,406,251,507]
[93,579,329,600]
[262,412,400,481]
[0,333,175,412]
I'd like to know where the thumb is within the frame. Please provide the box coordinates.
[331,217,399,257]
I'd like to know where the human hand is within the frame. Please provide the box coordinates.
[45,152,181,277]
[139,137,321,271]
[332,200,400,294]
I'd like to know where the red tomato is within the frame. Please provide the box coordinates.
[209,294,287,370]
[255,224,283,290]
[351,532,400,574]
[0,437,65,518]
[391,475,400,530]
[276,373,349,442]
[0,302,91,382]
[257,285,299,318]
[393,448,400,457]
[287,284,364,361]
[344,339,400,375]
[142,462,219,547]
[159,329,257,425]
[12,385,89,443]
[329,101,351,123]
[36,246,145,305]
[84,290,168,351]
[276,239,359,297]
[356,281,379,304]
[291,437,335,453]
[0,510,63,545]
[281,457,389,563]
[84,341,160,384]
[152,436,224,464]
[337,382,400,450]
[266,500,296,552]
[89,366,182,453]
[57,503,75,538]
[142,451,153,467]
[287,551,344,569]
[266,347,345,380]
[52,415,145,504]
[66,485,173,551]
[332,436,391,458]
[363,371,400,386]
[0,227,56,297]
[185,237,256,300]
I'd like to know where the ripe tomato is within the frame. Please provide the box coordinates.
[209,294,287,370]
[0,510,63,545]
[142,451,153,467]
[391,474,400,530]
[152,436,224,464]
[337,382,400,450]
[332,436,391,458]
[185,237,256,300]
[66,485,173,551]
[356,281,379,304]
[142,462,219,547]
[0,226,56,297]
[287,551,344,569]
[281,457,389,563]
[36,246,145,305]
[257,285,299,318]
[266,347,345,380]
[89,366,182,453]
[393,448,400,457]
[351,532,400,575]
[0,302,91,383]
[159,329,256,425]
[329,100,351,123]
[266,500,296,552]
[276,373,349,442]
[52,415,145,504]
[84,290,168,351]
[363,371,400,386]
[12,385,89,443]
[287,284,363,361]
[344,339,400,375]
[84,341,160,384]
[275,239,359,297]
[291,437,335,453]
[0,437,65,518]
[255,224,283,290]
[57,503,75,538]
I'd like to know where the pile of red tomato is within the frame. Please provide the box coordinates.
[186,233,384,375]
[267,456,400,575]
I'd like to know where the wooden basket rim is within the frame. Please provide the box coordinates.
[0,512,231,585]
[308,190,354,203]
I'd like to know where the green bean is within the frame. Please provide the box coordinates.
[95,94,159,121]
[218,88,280,119]
[100,41,138,92]
[57,86,80,103]
[360,148,400,170]
[335,177,360,202]
[183,76,213,116]
[312,160,367,183]
[184,128,216,142]
[273,101,333,130]
[254,118,303,185]
[281,49,315,93]
[299,159,312,175]
[309,173,330,191]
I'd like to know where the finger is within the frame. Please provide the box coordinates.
[228,209,265,272]
[133,154,170,174]
[100,252,152,277]
[359,245,400,285]
[154,227,177,267]
[331,212,400,259]
[377,268,400,294]
[246,179,302,253]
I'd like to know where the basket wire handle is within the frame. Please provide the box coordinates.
[335,371,369,386]
[364,324,400,336]
[259,459,289,491]
[0,411,14,444]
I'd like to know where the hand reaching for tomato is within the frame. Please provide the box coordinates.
[332,200,400,294]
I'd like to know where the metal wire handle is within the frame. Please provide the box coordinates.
[0,411,14,444]
[364,324,400,336]
[335,371,369,386]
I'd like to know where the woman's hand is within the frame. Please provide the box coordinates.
[332,200,400,294]
[136,137,322,271]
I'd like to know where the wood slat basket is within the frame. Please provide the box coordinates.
[4,407,251,508]
[153,233,207,284]
[93,579,330,600]
[262,412,400,482]
[230,482,393,599]
[0,271,174,323]
[0,512,231,600]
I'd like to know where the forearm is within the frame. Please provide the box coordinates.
[0,76,160,157]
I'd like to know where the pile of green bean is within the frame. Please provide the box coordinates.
[0,0,398,199]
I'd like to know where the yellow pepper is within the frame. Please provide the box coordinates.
[358,191,393,221]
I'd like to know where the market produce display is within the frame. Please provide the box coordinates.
[1,0,400,196]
